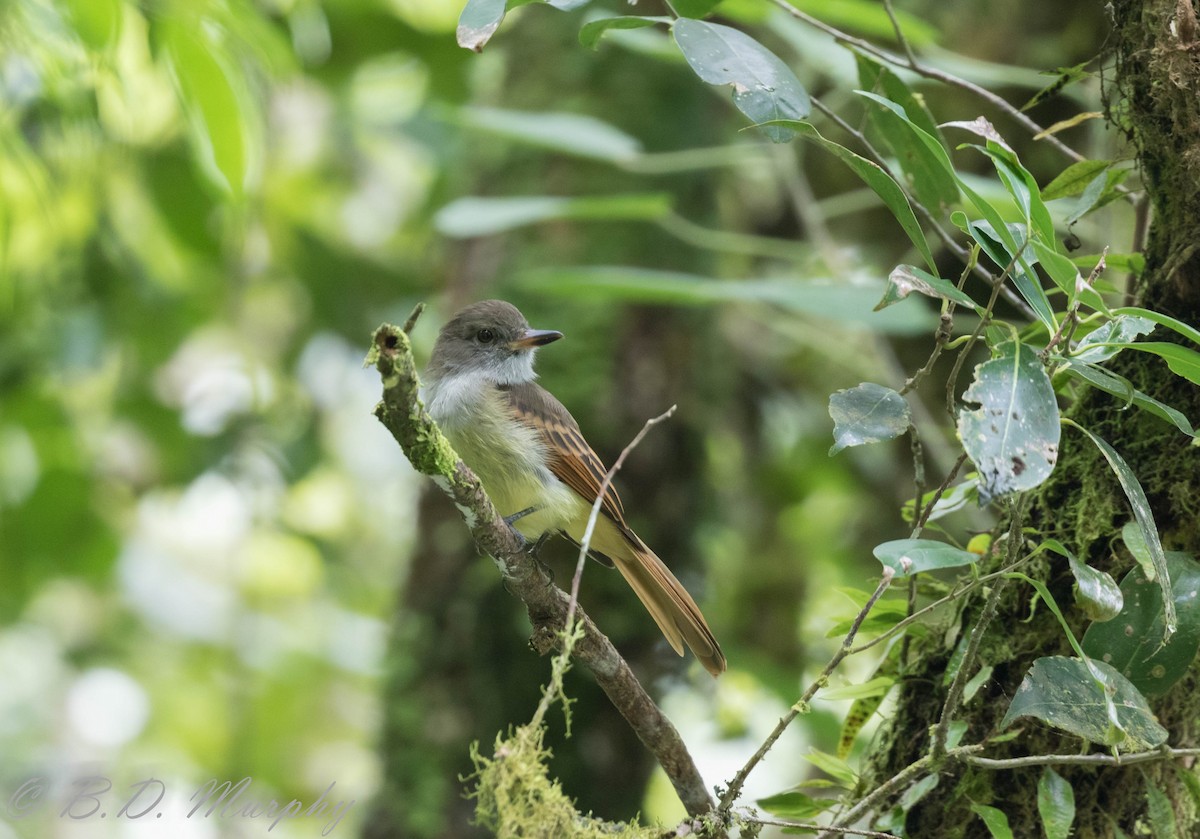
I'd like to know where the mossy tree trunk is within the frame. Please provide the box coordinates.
[870,1,1200,836]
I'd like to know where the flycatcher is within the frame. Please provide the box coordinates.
[424,300,726,676]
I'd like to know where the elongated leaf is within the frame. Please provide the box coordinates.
[515,266,934,334]
[1081,552,1200,695]
[822,676,894,701]
[1023,62,1090,111]
[873,539,979,577]
[757,790,837,819]
[767,121,935,271]
[968,219,1056,330]
[856,91,959,210]
[902,476,979,523]
[670,0,723,18]
[434,194,672,237]
[1073,315,1157,364]
[1066,421,1175,637]
[839,692,885,758]
[1125,342,1200,386]
[1038,768,1076,839]
[1002,656,1167,749]
[971,804,1015,839]
[801,750,858,787]
[457,107,642,162]
[855,55,942,139]
[1114,306,1200,346]
[579,16,670,49]
[673,20,810,142]
[877,264,978,311]
[958,340,1061,503]
[828,383,911,455]
[967,140,1055,246]
[164,23,253,197]
[1147,779,1180,839]
[1065,170,1109,226]
[1042,159,1113,200]
[1060,362,1195,437]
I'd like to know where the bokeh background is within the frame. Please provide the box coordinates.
[0,0,1120,835]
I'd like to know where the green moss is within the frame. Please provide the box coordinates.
[467,723,665,838]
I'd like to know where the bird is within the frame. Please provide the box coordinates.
[423,300,725,676]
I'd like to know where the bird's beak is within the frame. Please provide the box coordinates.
[510,328,563,350]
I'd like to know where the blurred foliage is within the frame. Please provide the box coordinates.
[0,0,1119,836]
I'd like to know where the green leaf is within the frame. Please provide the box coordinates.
[839,692,885,758]
[828,383,911,455]
[1038,768,1076,839]
[1081,552,1200,695]
[673,20,811,142]
[1060,362,1195,437]
[902,476,979,523]
[900,773,941,810]
[63,0,123,51]
[966,140,1055,247]
[873,539,980,577]
[957,340,1061,503]
[163,22,253,197]
[821,676,894,701]
[756,790,837,820]
[1067,420,1175,637]
[1001,655,1168,749]
[1125,342,1200,386]
[801,750,858,788]
[1114,306,1200,346]
[855,54,942,140]
[1042,159,1113,200]
[1038,540,1123,621]
[856,90,959,211]
[1023,62,1090,111]
[457,0,507,51]
[768,122,935,271]
[790,0,939,44]
[434,194,673,237]
[1146,779,1180,839]
[1072,315,1158,364]
[971,803,1014,839]
[967,219,1055,331]
[670,0,723,18]
[515,266,934,334]
[456,107,642,162]
[1064,170,1109,226]
[877,264,977,311]
[579,16,670,49]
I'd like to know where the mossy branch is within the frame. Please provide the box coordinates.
[366,312,717,822]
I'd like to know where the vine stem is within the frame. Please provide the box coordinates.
[718,568,895,812]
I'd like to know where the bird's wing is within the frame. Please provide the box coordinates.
[500,381,630,531]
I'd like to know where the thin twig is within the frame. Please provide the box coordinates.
[963,746,1200,769]
[881,0,917,66]
[750,815,901,838]
[930,498,1024,762]
[914,452,969,533]
[719,568,896,812]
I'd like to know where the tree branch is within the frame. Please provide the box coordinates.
[366,313,716,819]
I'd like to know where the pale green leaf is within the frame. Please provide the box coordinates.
[828,383,911,455]
[873,539,979,577]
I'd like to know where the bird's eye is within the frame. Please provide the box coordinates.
[476,328,495,344]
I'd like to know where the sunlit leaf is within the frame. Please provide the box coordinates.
[828,383,911,455]
[958,340,1060,503]
[839,692,885,759]
[756,789,838,820]
[1081,552,1200,695]
[1068,421,1175,636]
[1037,768,1075,839]
[63,0,123,51]
[1041,159,1113,200]
[434,194,673,237]
[1001,655,1167,749]
[1034,111,1104,140]
[873,539,979,577]
[801,750,858,788]
[674,19,811,142]
[876,264,978,311]
[821,676,894,701]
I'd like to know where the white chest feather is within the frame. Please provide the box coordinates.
[424,371,580,538]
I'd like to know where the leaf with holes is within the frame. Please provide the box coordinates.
[1001,655,1167,749]
[673,20,810,142]
[1072,315,1158,364]
[958,341,1060,504]
[828,383,911,455]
